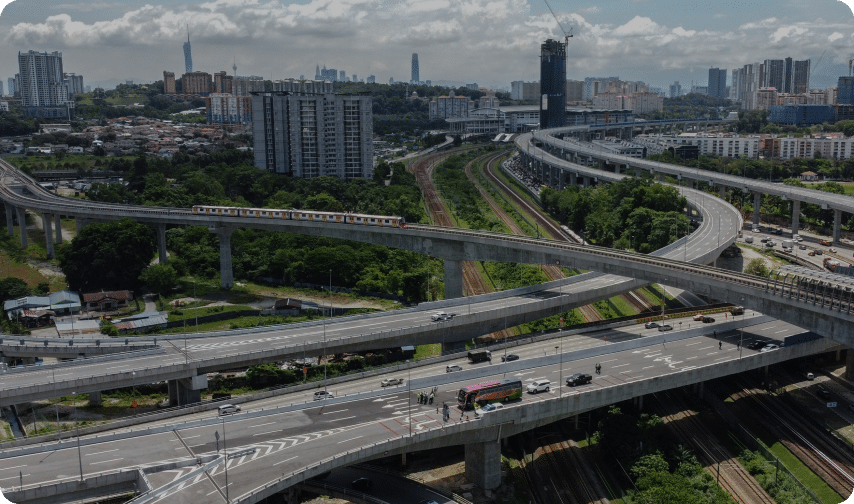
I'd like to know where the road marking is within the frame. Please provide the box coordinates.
[87,448,119,456]
[775,329,787,334]
[273,456,299,466]
[514,371,535,376]
[642,366,654,370]
[252,429,283,437]
[0,474,29,481]
[698,346,713,350]
[90,458,123,465]
[0,464,27,471]
[372,396,398,402]
[181,435,200,439]
[714,357,730,361]
[337,435,362,444]
[686,356,698,360]
[249,422,277,428]
[613,363,629,368]
[331,415,357,422]
[707,352,719,356]
[685,342,701,346]
[322,409,349,415]
[600,358,618,363]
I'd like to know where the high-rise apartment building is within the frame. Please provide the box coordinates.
[17,50,74,119]
[183,30,193,73]
[429,91,473,119]
[708,68,727,98]
[784,57,793,93]
[479,90,499,109]
[411,53,419,84]
[763,59,785,91]
[566,80,584,102]
[792,60,811,94]
[730,68,742,100]
[182,71,212,95]
[539,39,566,128]
[339,70,346,82]
[63,73,84,97]
[367,75,375,84]
[214,71,233,94]
[6,77,15,97]
[0,81,4,97]
[838,77,854,105]
[163,71,176,94]
[583,77,619,99]
[669,81,682,98]
[510,81,540,101]
[739,62,764,110]
[233,76,265,96]
[206,93,252,125]
[252,92,373,180]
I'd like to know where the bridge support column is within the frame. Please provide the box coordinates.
[719,186,726,200]
[845,349,854,380]
[574,414,579,429]
[465,440,501,490]
[613,164,620,174]
[76,218,87,234]
[444,260,463,300]
[569,172,577,186]
[212,226,235,289]
[752,193,761,227]
[833,209,842,243]
[658,172,665,182]
[17,207,27,249]
[635,167,641,178]
[88,391,102,407]
[54,213,62,244]
[558,171,566,190]
[791,200,801,236]
[597,159,605,171]
[42,214,54,258]
[157,224,168,265]
[168,374,208,407]
[583,176,590,188]
[4,204,13,236]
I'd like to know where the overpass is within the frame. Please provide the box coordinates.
[520,128,854,244]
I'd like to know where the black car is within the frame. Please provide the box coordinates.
[565,373,593,387]
[501,354,519,362]
[816,388,832,400]
[351,477,373,492]
[746,341,768,350]
[702,316,715,323]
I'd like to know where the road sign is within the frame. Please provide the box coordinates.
[828,402,838,408]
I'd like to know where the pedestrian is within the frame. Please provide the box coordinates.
[719,341,722,350]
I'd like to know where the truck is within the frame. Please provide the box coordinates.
[467,350,491,363]
[824,257,841,272]
[782,239,793,251]
[431,312,456,321]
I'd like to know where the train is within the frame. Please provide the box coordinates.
[191,205,406,228]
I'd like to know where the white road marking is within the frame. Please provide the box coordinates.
[338,435,363,444]
[331,415,357,422]
[600,358,618,363]
[0,464,27,471]
[90,458,123,465]
[0,474,29,481]
[249,422,277,428]
[642,366,654,369]
[322,409,349,415]
[698,346,713,350]
[273,456,299,466]
[613,363,629,368]
[515,371,535,376]
[87,449,119,456]
[685,342,701,346]
[252,429,283,437]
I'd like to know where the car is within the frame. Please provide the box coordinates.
[644,321,659,329]
[565,373,593,387]
[760,237,769,243]
[501,354,519,362]
[217,404,241,415]
[446,365,463,373]
[800,244,807,250]
[759,343,780,352]
[702,316,715,323]
[657,324,673,332]
[775,229,783,235]
[527,380,551,394]
[693,314,705,321]
[746,341,768,350]
[804,372,815,380]
[816,388,831,400]
[829,247,837,253]
[381,378,404,387]
[764,242,774,248]
[808,251,815,256]
[730,306,744,315]
[814,249,823,255]
[431,311,456,321]
[820,239,832,246]
[475,403,505,415]
[351,477,373,491]
[313,391,334,401]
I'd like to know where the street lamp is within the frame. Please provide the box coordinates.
[739,297,745,359]
[53,369,61,442]
[323,269,331,392]
[73,392,83,482]
[221,417,229,503]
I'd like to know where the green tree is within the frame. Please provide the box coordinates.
[631,452,670,479]
[139,264,178,295]
[0,277,32,301]
[58,218,157,292]
[744,258,770,278]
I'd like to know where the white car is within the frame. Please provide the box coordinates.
[829,248,837,253]
[431,312,456,321]
[475,403,504,416]
[381,378,404,387]
[446,365,463,373]
[527,380,551,394]
[759,343,780,352]
[217,404,241,415]
[313,391,334,400]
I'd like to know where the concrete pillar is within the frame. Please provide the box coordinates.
[464,440,501,489]
[157,224,168,265]
[42,214,54,258]
[212,226,235,289]
[4,204,13,236]
[444,259,463,300]
[574,414,579,429]
[16,207,27,249]
[658,172,665,182]
[401,453,407,466]
[635,167,641,178]
[167,374,207,406]
[833,209,842,243]
[558,172,566,190]
[76,218,87,234]
[569,172,577,186]
[719,185,726,200]
[88,391,102,407]
[845,349,854,380]
[791,200,801,236]
[613,164,620,174]
[583,176,590,188]
[753,193,761,226]
[637,394,644,411]
[597,159,605,171]
[54,213,62,244]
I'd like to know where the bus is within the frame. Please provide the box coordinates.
[457,379,523,410]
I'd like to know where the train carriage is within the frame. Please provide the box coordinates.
[192,205,405,229]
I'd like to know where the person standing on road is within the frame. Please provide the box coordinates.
[719,341,722,350]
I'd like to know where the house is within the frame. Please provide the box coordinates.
[800,171,819,181]
[55,319,101,337]
[82,290,134,312]
[48,290,81,314]
[18,309,55,328]
[4,296,51,314]
[113,311,168,333]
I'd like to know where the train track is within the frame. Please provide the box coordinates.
[652,389,776,504]
[534,427,611,504]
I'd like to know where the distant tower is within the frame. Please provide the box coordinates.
[233,57,237,77]
[315,64,321,80]
[411,53,419,84]
[539,39,566,129]
[183,25,193,73]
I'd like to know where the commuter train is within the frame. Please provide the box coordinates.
[191,205,406,228]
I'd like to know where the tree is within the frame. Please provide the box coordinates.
[0,277,31,301]
[744,258,770,278]
[58,218,157,292]
[139,264,178,295]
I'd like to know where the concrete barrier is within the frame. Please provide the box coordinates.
[4,467,148,504]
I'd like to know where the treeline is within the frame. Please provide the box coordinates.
[649,149,854,181]
[541,177,689,252]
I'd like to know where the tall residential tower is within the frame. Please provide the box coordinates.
[17,50,73,118]
[411,53,419,84]
[539,39,566,129]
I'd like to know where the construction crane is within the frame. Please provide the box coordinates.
[543,0,573,48]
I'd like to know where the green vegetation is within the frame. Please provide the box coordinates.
[744,258,771,278]
[434,150,510,231]
[636,93,738,122]
[739,449,838,504]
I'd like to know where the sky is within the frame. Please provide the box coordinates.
[1,0,854,92]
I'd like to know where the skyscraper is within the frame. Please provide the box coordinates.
[708,68,727,98]
[17,50,73,118]
[7,77,15,97]
[838,77,854,105]
[183,26,193,73]
[792,60,811,94]
[411,53,419,84]
[163,71,176,94]
[763,59,785,91]
[539,39,566,129]
[784,57,793,93]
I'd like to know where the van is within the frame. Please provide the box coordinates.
[218,404,241,415]
[745,236,754,244]
[527,380,551,394]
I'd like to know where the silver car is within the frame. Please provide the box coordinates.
[381,378,404,387]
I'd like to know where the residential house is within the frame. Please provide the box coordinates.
[48,290,81,314]
[82,290,134,312]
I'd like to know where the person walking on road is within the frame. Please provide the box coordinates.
[719,341,722,350]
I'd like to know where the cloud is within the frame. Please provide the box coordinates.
[829,31,844,41]
[770,25,807,43]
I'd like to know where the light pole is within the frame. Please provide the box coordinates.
[221,417,229,503]
[192,276,198,333]
[323,268,331,392]
[53,368,61,442]
[132,371,137,413]
[739,297,745,359]
[73,392,83,481]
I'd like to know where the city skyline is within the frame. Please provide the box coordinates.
[1,0,854,91]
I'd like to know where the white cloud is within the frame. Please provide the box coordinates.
[829,31,844,41]
[770,25,807,43]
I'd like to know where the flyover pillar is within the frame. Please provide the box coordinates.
[4,204,13,236]
[42,214,54,258]
[658,172,665,182]
[444,260,463,300]
[157,224,168,265]
[168,374,208,406]
[752,193,761,227]
[465,440,501,489]
[88,391,102,407]
[583,176,590,188]
[597,159,605,171]
[845,349,854,380]
[76,218,87,234]
[719,186,726,200]
[212,226,235,289]
[833,209,842,243]
[613,164,620,174]
[569,172,577,186]
[16,207,27,249]
[635,167,641,178]
[54,213,62,244]
[791,200,801,236]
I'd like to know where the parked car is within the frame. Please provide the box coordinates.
[565,373,593,387]
[475,403,505,416]
[800,244,807,250]
[526,380,551,394]
[658,324,673,332]
[381,378,404,387]
[829,247,837,253]
[644,321,659,329]
[313,391,334,401]
[760,237,769,243]
[501,354,519,362]
[217,404,241,415]
[775,228,783,235]
[702,316,715,323]
[814,249,823,255]
[446,364,463,373]
[351,477,373,491]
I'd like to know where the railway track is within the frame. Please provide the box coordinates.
[652,389,776,504]
[534,429,611,504]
